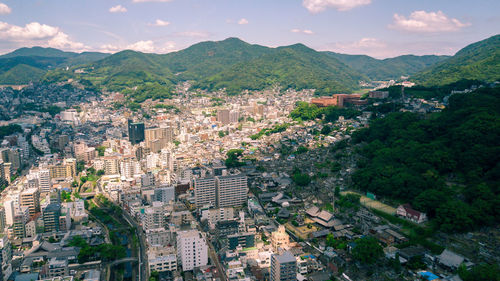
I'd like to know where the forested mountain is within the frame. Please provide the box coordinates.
[325,52,449,81]
[44,38,368,99]
[193,43,367,95]
[0,47,109,84]
[413,34,500,86]
[351,86,500,232]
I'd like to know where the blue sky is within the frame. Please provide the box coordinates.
[0,0,498,58]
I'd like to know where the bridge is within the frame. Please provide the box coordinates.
[109,257,139,267]
[79,192,96,199]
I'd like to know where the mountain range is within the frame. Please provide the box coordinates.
[0,35,498,99]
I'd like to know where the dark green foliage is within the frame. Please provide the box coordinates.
[0,47,109,84]
[290,102,361,122]
[459,263,500,281]
[326,52,449,81]
[194,43,365,95]
[96,146,106,156]
[250,123,290,140]
[0,124,22,140]
[225,149,244,168]
[291,168,311,186]
[352,236,383,264]
[352,86,500,232]
[69,236,126,264]
[414,34,500,86]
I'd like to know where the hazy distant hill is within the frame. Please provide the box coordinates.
[0,47,109,84]
[325,52,449,81]
[413,34,500,86]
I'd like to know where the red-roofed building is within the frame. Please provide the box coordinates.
[396,204,427,224]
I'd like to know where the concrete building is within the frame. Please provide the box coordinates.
[20,188,40,216]
[148,247,177,273]
[43,203,61,233]
[128,120,145,144]
[270,251,297,281]
[153,186,175,203]
[216,174,248,208]
[176,230,208,271]
[193,177,216,207]
[217,109,230,125]
[0,236,12,281]
[103,156,120,175]
[271,225,290,251]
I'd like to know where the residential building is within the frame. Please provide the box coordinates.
[20,188,40,216]
[193,177,216,207]
[176,230,208,271]
[270,251,297,281]
[43,204,61,233]
[216,174,247,208]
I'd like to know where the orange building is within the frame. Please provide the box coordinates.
[311,94,367,108]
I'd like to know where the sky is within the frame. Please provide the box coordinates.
[0,0,498,58]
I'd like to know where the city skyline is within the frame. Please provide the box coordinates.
[0,0,498,58]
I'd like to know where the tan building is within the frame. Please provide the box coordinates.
[103,156,120,175]
[271,225,290,251]
[20,188,40,216]
[49,158,77,179]
[145,127,174,153]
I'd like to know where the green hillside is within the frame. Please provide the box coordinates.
[413,34,500,86]
[0,47,109,85]
[46,38,366,99]
[0,64,46,84]
[163,37,270,80]
[326,52,449,80]
[195,43,366,95]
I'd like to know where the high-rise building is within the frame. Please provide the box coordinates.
[270,251,297,281]
[43,203,61,233]
[193,177,216,207]
[103,156,120,175]
[142,202,166,230]
[0,162,11,186]
[12,207,29,238]
[153,186,175,203]
[216,174,248,208]
[20,188,40,216]
[176,230,208,271]
[0,236,13,281]
[145,127,174,153]
[194,174,248,208]
[217,109,230,125]
[128,120,145,144]
[49,158,76,180]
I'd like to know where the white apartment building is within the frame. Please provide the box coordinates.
[176,230,208,271]
[216,174,248,208]
[193,177,216,207]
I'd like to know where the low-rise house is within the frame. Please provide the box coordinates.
[396,204,427,223]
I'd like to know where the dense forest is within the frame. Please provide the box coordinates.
[351,86,500,232]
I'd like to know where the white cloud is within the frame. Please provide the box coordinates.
[132,0,173,2]
[0,3,11,15]
[291,28,314,35]
[109,5,127,13]
[0,21,87,52]
[303,0,371,13]
[390,10,470,32]
[327,37,389,58]
[127,40,155,53]
[175,31,210,38]
[100,40,177,54]
[150,19,170,27]
[238,18,249,25]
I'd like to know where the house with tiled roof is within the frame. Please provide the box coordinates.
[396,204,427,224]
